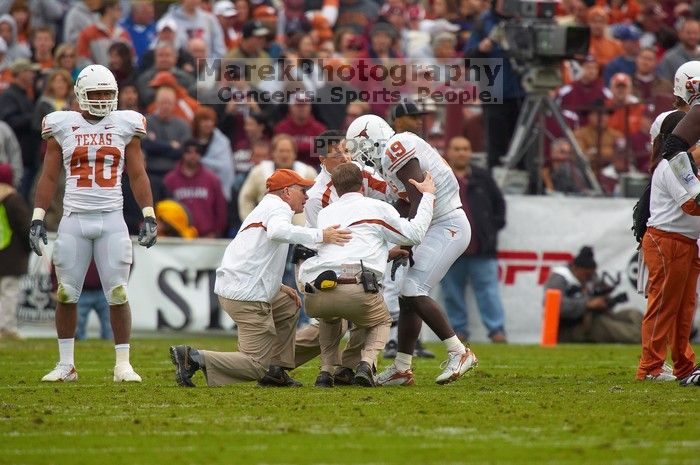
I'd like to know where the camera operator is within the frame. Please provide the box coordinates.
[543,246,642,343]
[462,0,525,170]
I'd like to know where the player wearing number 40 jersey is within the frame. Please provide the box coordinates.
[30,65,157,384]
[346,114,477,385]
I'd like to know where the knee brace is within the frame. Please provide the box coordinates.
[56,282,81,304]
[400,278,429,298]
[107,285,129,305]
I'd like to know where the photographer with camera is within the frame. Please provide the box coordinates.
[543,246,642,343]
[463,0,525,170]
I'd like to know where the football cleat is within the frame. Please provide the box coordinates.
[41,363,78,382]
[678,365,700,387]
[435,347,478,385]
[353,361,376,387]
[170,345,199,387]
[113,364,142,382]
[644,372,676,381]
[375,363,415,386]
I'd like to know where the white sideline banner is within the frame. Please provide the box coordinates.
[19,196,697,342]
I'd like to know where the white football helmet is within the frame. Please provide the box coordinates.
[345,114,395,174]
[74,65,119,117]
[673,61,700,105]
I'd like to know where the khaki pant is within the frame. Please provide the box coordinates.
[0,276,19,333]
[305,283,391,373]
[558,308,642,343]
[637,227,699,380]
[294,321,366,370]
[200,291,299,387]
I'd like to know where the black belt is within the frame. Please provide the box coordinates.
[337,278,359,284]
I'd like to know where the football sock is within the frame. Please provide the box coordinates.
[115,344,130,366]
[395,352,412,371]
[443,336,466,354]
[388,323,398,343]
[58,338,75,366]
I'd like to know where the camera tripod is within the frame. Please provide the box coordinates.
[495,90,603,195]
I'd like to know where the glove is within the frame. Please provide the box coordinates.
[138,216,157,248]
[390,256,408,281]
[291,244,317,264]
[29,219,47,256]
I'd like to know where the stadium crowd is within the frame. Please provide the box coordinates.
[0,0,696,240]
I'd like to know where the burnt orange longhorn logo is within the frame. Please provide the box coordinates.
[356,121,370,139]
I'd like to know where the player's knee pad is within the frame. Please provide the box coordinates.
[107,284,128,305]
[57,282,80,304]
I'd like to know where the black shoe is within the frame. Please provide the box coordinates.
[169,345,199,387]
[413,340,435,358]
[258,365,303,387]
[383,340,398,359]
[315,371,334,388]
[333,367,355,385]
[354,361,376,387]
[679,364,700,387]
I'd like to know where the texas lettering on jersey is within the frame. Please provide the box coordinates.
[41,110,146,214]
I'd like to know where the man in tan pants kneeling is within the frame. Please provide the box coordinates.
[299,163,436,386]
[168,169,351,387]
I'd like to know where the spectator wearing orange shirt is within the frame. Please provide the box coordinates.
[145,71,199,123]
[587,7,623,68]
[76,0,133,68]
[607,73,645,138]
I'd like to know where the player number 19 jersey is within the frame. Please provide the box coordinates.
[380,131,462,219]
[41,110,147,213]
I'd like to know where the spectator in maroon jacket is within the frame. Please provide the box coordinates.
[557,56,609,126]
[163,140,228,238]
[273,92,326,167]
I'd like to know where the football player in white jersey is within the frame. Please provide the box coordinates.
[30,65,157,383]
[346,114,478,385]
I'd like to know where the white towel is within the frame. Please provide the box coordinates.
[637,249,648,297]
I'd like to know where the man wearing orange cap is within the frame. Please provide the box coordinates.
[146,70,200,122]
[169,169,352,388]
[607,72,645,136]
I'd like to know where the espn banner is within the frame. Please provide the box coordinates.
[18,196,698,342]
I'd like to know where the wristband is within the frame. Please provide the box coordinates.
[32,208,46,221]
[142,206,155,219]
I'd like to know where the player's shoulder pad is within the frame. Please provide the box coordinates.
[114,110,148,138]
[41,111,79,140]
[384,131,419,173]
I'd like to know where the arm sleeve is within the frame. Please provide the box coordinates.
[662,166,694,206]
[362,167,389,200]
[384,136,418,175]
[40,112,61,141]
[378,193,435,246]
[124,111,147,139]
[266,206,323,244]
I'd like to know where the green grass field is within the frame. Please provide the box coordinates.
[1,337,699,465]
